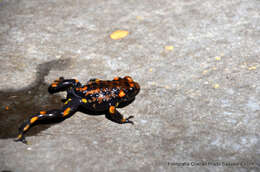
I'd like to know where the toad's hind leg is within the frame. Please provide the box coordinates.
[15,98,81,144]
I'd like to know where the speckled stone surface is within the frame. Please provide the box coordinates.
[0,0,259,172]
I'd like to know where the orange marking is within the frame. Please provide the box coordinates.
[30,117,38,123]
[109,106,115,114]
[64,98,72,105]
[5,106,9,110]
[40,111,46,115]
[121,118,126,122]
[82,86,87,91]
[75,79,79,83]
[24,125,30,131]
[17,134,22,139]
[51,83,57,87]
[85,90,93,96]
[125,76,133,82]
[129,83,134,87]
[98,97,103,104]
[63,108,71,116]
[119,90,126,97]
[114,77,119,80]
[82,98,87,103]
[85,89,100,96]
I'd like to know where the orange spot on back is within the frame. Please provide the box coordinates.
[82,86,87,91]
[114,77,119,80]
[124,76,133,82]
[98,97,103,104]
[119,90,126,97]
[51,83,57,87]
[85,89,100,96]
[129,83,134,87]
[5,106,9,110]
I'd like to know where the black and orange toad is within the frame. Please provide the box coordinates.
[15,76,140,144]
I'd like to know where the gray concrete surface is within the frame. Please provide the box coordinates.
[0,0,259,171]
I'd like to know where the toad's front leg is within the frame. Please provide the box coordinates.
[105,105,134,124]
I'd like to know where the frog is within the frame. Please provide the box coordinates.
[15,76,140,144]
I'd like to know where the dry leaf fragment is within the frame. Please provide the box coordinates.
[248,66,256,70]
[165,45,174,51]
[213,84,219,89]
[203,70,208,75]
[110,30,129,40]
[215,56,221,61]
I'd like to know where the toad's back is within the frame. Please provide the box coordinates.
[75,76,140,111]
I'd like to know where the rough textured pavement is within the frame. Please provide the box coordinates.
[0,0,259,171]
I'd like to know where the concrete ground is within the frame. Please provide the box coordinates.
[0,0,259,171]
